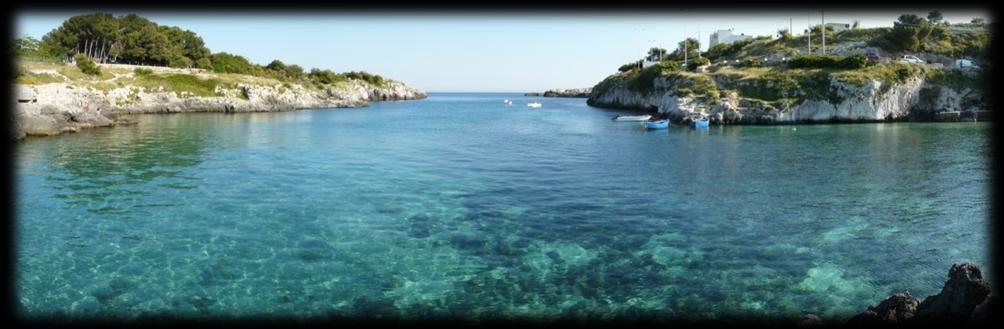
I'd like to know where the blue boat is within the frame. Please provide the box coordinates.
[692,118,709,129]
[643,119,669,130]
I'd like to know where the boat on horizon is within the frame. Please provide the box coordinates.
[528,102,542,108]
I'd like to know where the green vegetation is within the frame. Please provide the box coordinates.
[13,36,64,63]
[75,54,101,75]
[624,61,680,95]
[686,57,710,71]
[40,13,211,68]
[618,60,643,72]
[925,67,987,92]
[739,58,761,68]
[706,41,744,61]
[210,52,258,75]
[788,54,869,70]
[668,72,719,101]
[15,72,65,85]
[133,68,153,76]
[129,74,222,97]
[14,12,392,89]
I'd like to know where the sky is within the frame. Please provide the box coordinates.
[15,9,992,92]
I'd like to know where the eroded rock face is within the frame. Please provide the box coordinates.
[914,263,992,322]
[12,79,426,140]
[847,292,920,325]
[847,263,993,326]
[543,88,592,98]
[587,74,986,124]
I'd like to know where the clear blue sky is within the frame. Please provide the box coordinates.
[16,9,990,92]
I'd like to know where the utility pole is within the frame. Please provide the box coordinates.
[790,17,793,39]
[807,15,812,54]
[684,37,688,65]
[821,9,826,55]
[697,31,702,58]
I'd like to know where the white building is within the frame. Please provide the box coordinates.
[824,23,851,33]
[709,29,753,48]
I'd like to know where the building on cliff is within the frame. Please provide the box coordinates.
[709,29,752,48]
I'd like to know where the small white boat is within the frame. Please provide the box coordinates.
[613,114,652,122]
[504,99,513,105]
[527,102,542,108]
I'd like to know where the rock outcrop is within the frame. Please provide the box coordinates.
[586,71,987,124]
[12,79,426,140]
[847,263,994,325]
[543,88,592,98]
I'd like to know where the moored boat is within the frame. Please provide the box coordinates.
[613,114,652,122]
[692,118,709,129]
[528,102,542,108]
[643,119,669,130]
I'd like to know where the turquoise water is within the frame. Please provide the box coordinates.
[15,93,991,320]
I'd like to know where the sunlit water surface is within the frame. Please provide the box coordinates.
[16,93,991,320]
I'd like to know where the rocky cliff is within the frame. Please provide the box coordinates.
[543,88,592,98]
[586,66,988,125]
[13,74,425,140]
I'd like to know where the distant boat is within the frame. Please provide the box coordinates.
[692,118,709,129]
[643,119,669,130]
[528,102,542,108]
[504,99,513,105]
[613,114,652,122]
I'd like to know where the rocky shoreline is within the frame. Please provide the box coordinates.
[12,79,426,140]
[586,71,988,125]
[543,88,592,98]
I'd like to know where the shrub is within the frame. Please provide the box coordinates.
[788,54,840,69]
[134,68,154,76]
[739,58,762,68]
[686,57,710,71]
[655,60,680,71]
[837,54,869,69]
[619,60,643,72]
[344,71,385,86]
[211,52,258,75]
[308,68,347,85]
[706,38,754,61]
[74,54,101,75]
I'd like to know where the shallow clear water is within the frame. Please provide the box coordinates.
[16,93,991,320]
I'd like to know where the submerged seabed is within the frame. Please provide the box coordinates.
[15,93,991,320]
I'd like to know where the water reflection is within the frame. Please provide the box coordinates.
[29,116,213,215]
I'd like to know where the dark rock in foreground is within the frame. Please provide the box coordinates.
[846,263,994,326]
[847,292,919,325]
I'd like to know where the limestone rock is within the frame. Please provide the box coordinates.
[543,88,592,98]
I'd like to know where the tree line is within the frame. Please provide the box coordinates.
[38,13,212,68]
[14,12,386,86]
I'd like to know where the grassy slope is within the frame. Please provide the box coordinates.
[593,26,987,109]
[15,60,369,99]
